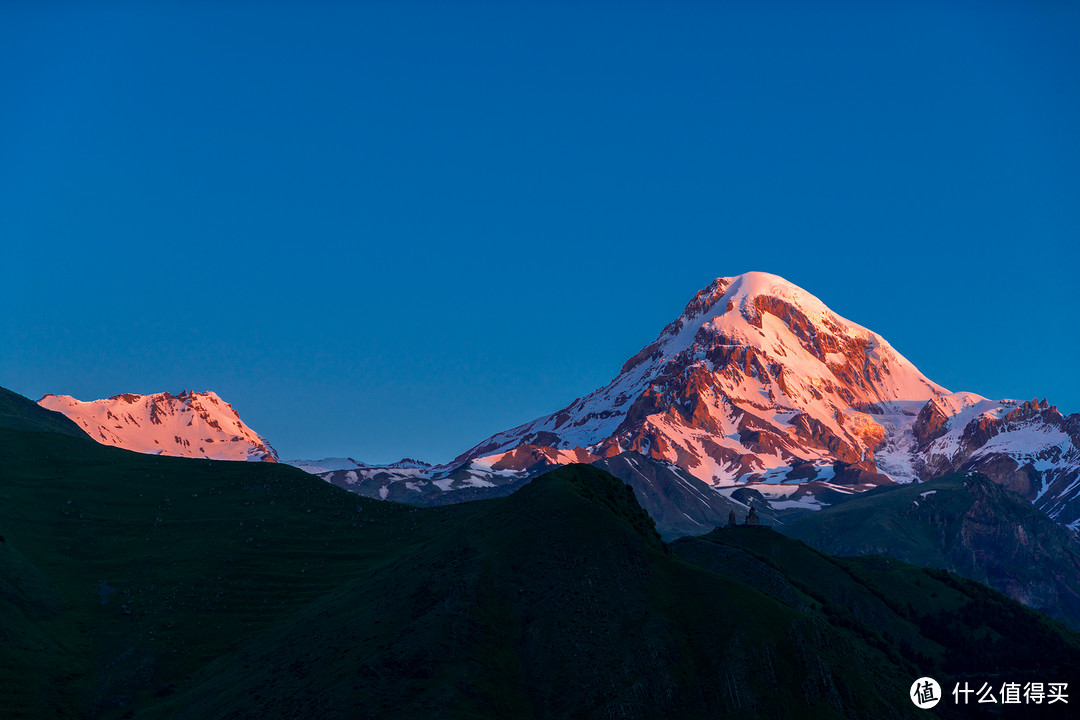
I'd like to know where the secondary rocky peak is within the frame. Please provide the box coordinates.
[38,391,277,463]
[387,458,433,469]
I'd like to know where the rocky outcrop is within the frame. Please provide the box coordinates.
[911,395,1080,527]
[913,399,950,447]
[830,461,892,487]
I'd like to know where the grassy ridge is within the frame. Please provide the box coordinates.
[0,386,89,438]
[0,427,422,717]
[151,466,918,719]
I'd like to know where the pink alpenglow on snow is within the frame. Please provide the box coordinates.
[303,272,1080,530]
[38,390,278,462]
[456,272,948,484]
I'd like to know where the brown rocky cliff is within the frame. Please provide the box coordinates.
[913,399,951,448]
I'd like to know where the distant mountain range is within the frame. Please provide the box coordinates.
[294,273,1080,533]
[36,273,1080,532]
[32,272,1080,628]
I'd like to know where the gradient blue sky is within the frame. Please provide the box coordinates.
[2,2,1078,463]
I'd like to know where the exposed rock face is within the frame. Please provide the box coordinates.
[829,461,893,487]
[912,399,951,447]
[912,395,1080,528]
[38,391,278,462]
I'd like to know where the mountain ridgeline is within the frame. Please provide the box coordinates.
[1,387,1078,718]
[294,273,1079,539]
[1,386,90,438]
[36,274,1080,540]
[30,273,1080,637]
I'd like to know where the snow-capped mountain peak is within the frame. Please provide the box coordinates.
[291,271,1080,534]
[38,390,278,462]
[454,272,947,485]
[678,272,846,332]
[645,272,945,401]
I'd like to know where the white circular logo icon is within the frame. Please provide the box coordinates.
[910,677,941,709]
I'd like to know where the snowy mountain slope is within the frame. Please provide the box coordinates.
[456,271,947,485]
[912,394,1080,529]
[309,271,1080,534]
[38,390,278,462]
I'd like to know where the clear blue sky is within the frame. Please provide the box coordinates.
[2,2,1077,463]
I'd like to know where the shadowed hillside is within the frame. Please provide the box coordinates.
[2,387,1078,719]
[779,473,1080,630]
[0,386,90,438]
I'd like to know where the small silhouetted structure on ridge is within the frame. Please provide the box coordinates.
[725,506,769,529]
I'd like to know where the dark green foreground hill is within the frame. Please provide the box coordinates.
[1,388,1078,718]
[0,386,89,438]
